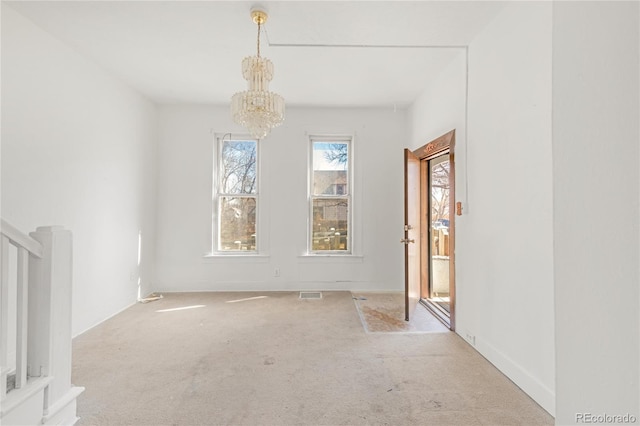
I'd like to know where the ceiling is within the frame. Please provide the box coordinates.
[5,1,506,108]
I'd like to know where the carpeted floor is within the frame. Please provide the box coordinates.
[72,291,553,425]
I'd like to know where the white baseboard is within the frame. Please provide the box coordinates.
[473,337,556,416]
[153,280,402,293]
[72,301,136,338]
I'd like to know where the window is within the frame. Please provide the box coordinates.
[214,136,258,252]
[309,137,352,253]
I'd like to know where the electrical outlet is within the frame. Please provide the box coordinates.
[465,333,476,346]
[274,268,280,277]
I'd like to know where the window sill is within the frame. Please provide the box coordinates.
[203,253,270,262]
[297,253,364,263]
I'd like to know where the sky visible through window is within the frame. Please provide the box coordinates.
[313,142,348,171]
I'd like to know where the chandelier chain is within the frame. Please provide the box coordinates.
[256,21,261,58]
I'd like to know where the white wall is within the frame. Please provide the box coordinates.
[154,105,406,292]
[411,2,555,414]
[409,49,466,152]
[463,1,555,414]
[408,47,467,209]
[1,5,158,336]
[553,2,639,424]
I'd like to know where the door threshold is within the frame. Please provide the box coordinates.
[420,299,451,329]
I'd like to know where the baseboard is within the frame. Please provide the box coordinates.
[473,337,556,416]
[152,281,402,293]
[72,301,137,338]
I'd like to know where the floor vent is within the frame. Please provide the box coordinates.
[299,291,323,300]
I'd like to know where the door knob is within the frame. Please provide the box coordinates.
[400,238,415,244]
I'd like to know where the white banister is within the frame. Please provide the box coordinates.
[16,246,28,389]
[1,235,9,400]
[1,219,43,259]
[0,221,83,425]
[28,226,74,407]
[0,220,43,400]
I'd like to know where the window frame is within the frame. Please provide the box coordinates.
[212,133,260,254]
[308,135,354,255]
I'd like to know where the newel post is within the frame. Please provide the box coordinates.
[28,226,73,406]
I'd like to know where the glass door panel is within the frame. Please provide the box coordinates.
[428,154,450,315]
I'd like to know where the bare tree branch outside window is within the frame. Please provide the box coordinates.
[218,139,257,251]
[323,143,348,167]
[221,141,256,194]
[431,161,450,223]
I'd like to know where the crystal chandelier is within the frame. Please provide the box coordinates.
[231,9,285,140]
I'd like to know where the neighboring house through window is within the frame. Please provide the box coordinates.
[214,135,258,252]
[309,136,352,253]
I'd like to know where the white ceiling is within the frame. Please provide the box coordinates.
[6,1,506,108]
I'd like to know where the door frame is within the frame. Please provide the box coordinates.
[413,130,456,331]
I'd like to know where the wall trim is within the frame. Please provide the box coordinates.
[472,336,556,416]
[72,301,137,338]
[152,282,402,293]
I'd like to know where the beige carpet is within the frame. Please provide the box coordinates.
[352,292,449,333]
[72,291,553,426]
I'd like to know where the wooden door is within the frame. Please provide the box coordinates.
[404,149,421,321]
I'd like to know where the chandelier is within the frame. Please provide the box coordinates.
[231,9,285,139]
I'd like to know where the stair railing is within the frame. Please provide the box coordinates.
[0,219,83,425]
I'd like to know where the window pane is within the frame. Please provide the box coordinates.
[313,142,348,195]
[311,198,348,251]
[219,197,256,251]
[221,140,257,194]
